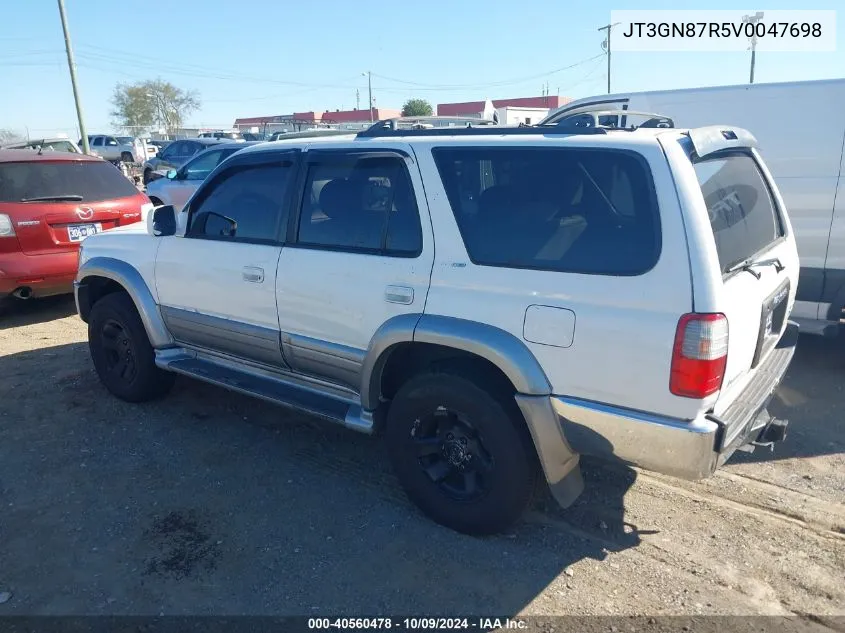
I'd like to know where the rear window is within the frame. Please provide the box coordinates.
[0,160,140,203]
[433,147,660,275]
[693,152,784,273]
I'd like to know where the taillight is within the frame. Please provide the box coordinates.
[670,313,729,398]
[0,214,15,237]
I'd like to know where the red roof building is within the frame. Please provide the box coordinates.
[437,96,571,117]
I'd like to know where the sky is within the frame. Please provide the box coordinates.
[1,0,842,138]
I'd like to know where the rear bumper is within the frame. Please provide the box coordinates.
[0,250,78,298]
[523,321,798,501]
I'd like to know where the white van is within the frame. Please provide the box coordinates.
[542,78,845,336]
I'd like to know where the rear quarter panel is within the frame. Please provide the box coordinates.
[416,136,702,420]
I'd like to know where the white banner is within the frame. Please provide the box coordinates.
[610,10,836,52]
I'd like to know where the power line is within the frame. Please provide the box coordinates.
[370,53,604,90]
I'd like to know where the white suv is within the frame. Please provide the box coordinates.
[74,116,800,535]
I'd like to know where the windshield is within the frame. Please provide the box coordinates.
[0,161,140,203]
[693,152,785,273]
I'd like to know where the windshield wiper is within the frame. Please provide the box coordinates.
[20,194,84,202]
[725,257,785,279]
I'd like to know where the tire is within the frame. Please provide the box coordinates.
[148,196,163,207]
[88,292,175,402]
[120,151,133,163]
[385,371,538,535]
[143,169,153,185]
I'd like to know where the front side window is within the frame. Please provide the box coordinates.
[433,147,660,275]
[182,149,227,181]
[187,162,293,242]
[694,152,784,273]
[296,154,422,256]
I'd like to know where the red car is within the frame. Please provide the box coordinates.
[0,149,151,305]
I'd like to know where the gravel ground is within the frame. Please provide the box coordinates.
[0,296,843,623]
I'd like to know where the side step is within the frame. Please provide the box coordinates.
[158,353,374,433]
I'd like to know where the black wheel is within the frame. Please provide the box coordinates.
[88,292,175,402]
[385,371,538,535]
[120,151,133,163]
[143,169,152,185]
[148,196,163,207]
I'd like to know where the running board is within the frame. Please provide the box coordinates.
[156,352,374,434]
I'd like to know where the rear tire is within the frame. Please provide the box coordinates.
[143,169,152,185]
[385,371,538,535]
[120,151,133,163]
[88,292,175,402]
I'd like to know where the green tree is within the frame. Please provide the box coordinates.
[111,79,200,134]
[401,98,434,117]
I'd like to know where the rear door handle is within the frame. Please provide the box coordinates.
[242,266,264,283]
[385,285,414,305]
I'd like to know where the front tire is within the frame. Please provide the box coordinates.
[88,292,175,402]
[385,371,538,535]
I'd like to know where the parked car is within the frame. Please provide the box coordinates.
[0,149,151,307]
[541,78,845,336]
[198,130,244,140]
[75,120,798,535]
[80,135,142,163]
[142,138,225,185]
[145,141,259,212]
[241,132,266,141]
[2,137,82,154]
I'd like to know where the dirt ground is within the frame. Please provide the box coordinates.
[0,296,843,623]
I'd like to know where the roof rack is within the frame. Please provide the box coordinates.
[357,117,609,138]
[544,105,675,129]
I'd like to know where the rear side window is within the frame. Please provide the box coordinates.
[296,154,422,256]
[433,147,660,275]
[0,161,139,203]
[693,152,784,273]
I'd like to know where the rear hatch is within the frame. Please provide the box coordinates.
[691,147,799,423]
[0,159,147,255]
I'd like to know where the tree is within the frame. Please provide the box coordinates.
[401,98,433,117]
[111,79,200,134]
[0,129,23,144]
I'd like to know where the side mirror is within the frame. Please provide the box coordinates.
[166,169,178,180]
[147,205,177,237]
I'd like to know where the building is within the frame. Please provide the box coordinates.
[234,107,402,134]
[437,95,571,121]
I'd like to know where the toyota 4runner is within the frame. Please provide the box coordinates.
[74,116,800,535]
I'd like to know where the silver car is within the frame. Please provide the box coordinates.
[144,141,260,212]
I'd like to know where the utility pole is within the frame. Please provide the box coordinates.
[356,88,360,111]
[598,22,620,94]
[743,12,764,84]
[57,0,89,154]
[363,71,373,121]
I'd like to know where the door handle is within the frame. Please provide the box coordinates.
[385,285,414,305]
[242,266,264,283]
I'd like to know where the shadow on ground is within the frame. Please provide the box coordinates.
[0,294,77,330]
[735,333,845,464]
[0,342,641,616]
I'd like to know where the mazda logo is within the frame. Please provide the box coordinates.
[76,207,94,220]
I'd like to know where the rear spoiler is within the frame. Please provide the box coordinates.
[687,126,758,159]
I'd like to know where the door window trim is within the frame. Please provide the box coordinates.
[287,148,423,258]
[183,150,301,246]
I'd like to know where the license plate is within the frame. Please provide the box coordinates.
[68,223,102,242]
[752,280,790,368]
